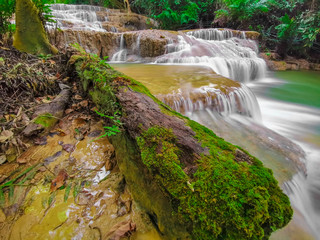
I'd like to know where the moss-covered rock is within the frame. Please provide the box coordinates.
[71,51,293,240]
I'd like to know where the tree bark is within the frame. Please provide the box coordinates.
[13,0,58,55]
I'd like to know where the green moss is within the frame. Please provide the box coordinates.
[34,113,56,128]
[136,127,189,197]
[136,123,292,240]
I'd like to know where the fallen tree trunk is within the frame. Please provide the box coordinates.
[69,52,293,239]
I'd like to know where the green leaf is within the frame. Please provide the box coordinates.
[64,183,72,202]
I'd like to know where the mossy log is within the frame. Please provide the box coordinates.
[13,0,58,55]
[71,53,292,240]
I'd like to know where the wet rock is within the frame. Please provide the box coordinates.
[23,89,71,136]
[34,136,47,145]
[88,130,102,138]
[44,151,62,165]
[234,149,253,164]
[62,144,75,153]
[0,209,6,223]
[104,220,136,240]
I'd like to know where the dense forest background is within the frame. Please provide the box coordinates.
[1,0,319,60]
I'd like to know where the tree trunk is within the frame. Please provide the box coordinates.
[124,0,131,13]
[13,0,58,55]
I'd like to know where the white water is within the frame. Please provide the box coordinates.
[48,4,107,32]
[111,29,266,82]
[159,83,261,121]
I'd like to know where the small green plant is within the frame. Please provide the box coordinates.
[38,53,53,60]
[94,109,122,140]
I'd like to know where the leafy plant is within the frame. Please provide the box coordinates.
[214,0,270,27]
[94,109,121,140]
[275,14,298,41]
[0,0,15,35]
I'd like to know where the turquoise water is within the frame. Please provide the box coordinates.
[269,71,320,109]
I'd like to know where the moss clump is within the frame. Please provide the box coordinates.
[137,124,292,240]
[137,127,190,197]
[34,113,56,128]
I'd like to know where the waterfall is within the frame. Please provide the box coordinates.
[156,29,267,82]
[109,28,267,83]
[111,34,127,62]
[158,84,261,121]
[47,4,107,32]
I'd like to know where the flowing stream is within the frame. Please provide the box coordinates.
[110,29,320,239]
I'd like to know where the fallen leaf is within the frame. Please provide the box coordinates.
[50,169,68,192]
[62,144,75,153]
[65,109,74,114]
[105,220,136,240]
[42,99,52,104]
[0,130,14,143]
[90,107,98,112]
[62,77,69,82]
[88,130,102,138]
[44,151,62,165]
[34,136,47,145]
[74,95,82,100]
[0,155,6,164]
[55,72,61,79]
[79,100,88,107]
[48,76,57,81]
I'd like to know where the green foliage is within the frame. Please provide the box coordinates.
[72,44,123,140]
[136,123,293,239]
[0,0,56,35]
[275,14,298,41]
[214,0,270,27]
[132,0,200,30]
[154,1,200,29]
[0,0,15,34]
[298,11,320,49]
[93,110,121,140]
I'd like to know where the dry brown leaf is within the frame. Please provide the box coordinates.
[62,144,75,153]
[0,155,6,165]
[65,109,74,114]
[74,95,82,100]
[79,100,88,107]
[34,136,47,145]
[0,130,14,143]
[105,220,136,240]
[50,169,68,192]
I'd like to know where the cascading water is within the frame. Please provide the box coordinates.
[110,28,266,82]
[111,34,127,61]
[156,31,266,82]
[159,83,261,121]
[48,4,107,32]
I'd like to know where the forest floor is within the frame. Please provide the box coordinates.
[0,47,151,239]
